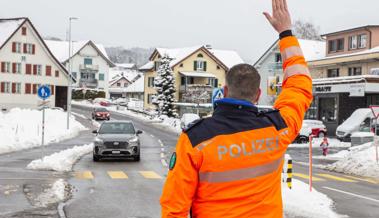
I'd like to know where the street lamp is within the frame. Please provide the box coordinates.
[67,17,79,130]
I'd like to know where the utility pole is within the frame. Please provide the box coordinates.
[67,17,78,129]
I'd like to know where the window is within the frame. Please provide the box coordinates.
[84,58,92,65]
[197,53,204,58]
[337,38,344,51]
[197,61,204,70]
[179,63,184,67]
[328,40,337,53]
[124,83,128,87]
[217,65,221,70]
[349,36,358,50]
[55,70,59,77]
[1,82,10,93]
[148,77,155,87]
[23,43,34,54]
[72,72,77,79]
[154,61,161,71]
[147,94,154,104]
[208,78,219,88]
[46,66,52,76]
[358,34,367,49]
[36,65,42,75]
[21,27,27,35]
[328,39,344,53]
[181,76,185,85]
[348,67,362,76]
[327,69,339,78]
[117,83,121,87]
[319,97,337,122]
[2,62,11,73]
[12,42,22,53]
[99,73,104,81]
[13,83,21,94]
[13,63,21,74]
[275,53,282,63]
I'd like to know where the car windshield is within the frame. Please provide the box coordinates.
[99,122,135,134]
[95,108,108,112]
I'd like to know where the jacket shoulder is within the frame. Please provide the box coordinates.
[183,118,204,133]
[259,109,287,131]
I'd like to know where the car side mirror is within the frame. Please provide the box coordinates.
[136,130,143,135]
[92,130,98,134]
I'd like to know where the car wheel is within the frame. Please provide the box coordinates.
[133,154,140,162]
[318,132,325,138]
[299,137,308,144]
[93,155,101,162]
[107,117,110,121]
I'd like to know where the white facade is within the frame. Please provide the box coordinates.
[45,40,115,98]
[0,18,71,110]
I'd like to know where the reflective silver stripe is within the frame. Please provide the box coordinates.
[283,64,310,81]
[199,157,283,183]
[281,46,304,62]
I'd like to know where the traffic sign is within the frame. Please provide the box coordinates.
[212,88,224,107]
[38,85,51,100]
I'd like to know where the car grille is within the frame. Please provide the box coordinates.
[104,141,128,149]
[337,131,345,136]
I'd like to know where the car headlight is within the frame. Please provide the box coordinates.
[94,137,104,145]
[129,136,139,143]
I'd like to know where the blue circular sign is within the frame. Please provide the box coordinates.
[38,85,51,100]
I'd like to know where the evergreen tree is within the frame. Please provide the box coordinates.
[152,54,178,118]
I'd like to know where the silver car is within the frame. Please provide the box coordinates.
[92,121,143,161]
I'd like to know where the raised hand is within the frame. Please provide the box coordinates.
[263,0,292,34]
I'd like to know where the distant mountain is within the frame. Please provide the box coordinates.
[105,47,154,67]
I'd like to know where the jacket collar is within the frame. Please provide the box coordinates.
[214,98,258,115]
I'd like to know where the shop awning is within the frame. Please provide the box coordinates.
[180,71,216,78]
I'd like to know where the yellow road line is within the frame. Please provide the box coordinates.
[293,173,325,181]
[75,171,94,179]
[140,171,162,179]
[108,171,128,179]
[343,175,378,184]
[317,174,357,182]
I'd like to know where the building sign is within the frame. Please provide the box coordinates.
[314,83,366,95]
[315,86,332,93]
[349,84,365,97]
[267,76,279,96]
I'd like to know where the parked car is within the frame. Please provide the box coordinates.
[293,122,313,144]
[180,113,200,130]
[92,107,110,120]
[93,98,112,107]
[303,120,327,138]
[336,108,374,142]
[92,121,143,161]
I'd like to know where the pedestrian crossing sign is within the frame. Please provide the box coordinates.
[212,88,224,107]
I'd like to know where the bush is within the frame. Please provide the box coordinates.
[72,89,106,100]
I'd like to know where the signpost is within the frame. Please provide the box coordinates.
[212,88,224,108]
[370,106,379,164]
[38,85,51,147]
[309,135,313,192]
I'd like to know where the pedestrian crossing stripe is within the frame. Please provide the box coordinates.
[75,171,94,179]
[292,173,325,181]
[108,171,128,179]
[316,174,357,182]
[140,171,162,179]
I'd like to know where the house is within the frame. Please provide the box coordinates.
[108,73,144,100]
[254,39,325,106]
[140,45,244,115]
[307,25,379,135]
[45,39,115,98]
[108,64,141,98]
[0,18,74,110]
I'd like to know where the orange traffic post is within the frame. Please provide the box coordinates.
[309,135,313,192]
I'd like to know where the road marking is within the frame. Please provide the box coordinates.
[317,174,357,182]
[160,153,165,158]
[293,173,325,181]
[158,139,164,147]
[75,171,94,179]
[343,175,378,184]
[150,134,155,138]
[161,159,168,167]
[323,186,379,204]
[107,171,128,179]
[140,171,162,179]
[161,148,165,152]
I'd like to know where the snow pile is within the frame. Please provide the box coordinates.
[290,138,350,148]
[283,179,342,218]
[27,144,93,172]
[326,142,379,178]
[0,108,86,155]
[34,179,68,207]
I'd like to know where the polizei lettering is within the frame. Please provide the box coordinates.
[217,137,279,160]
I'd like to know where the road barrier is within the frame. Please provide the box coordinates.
[282,154,292,189]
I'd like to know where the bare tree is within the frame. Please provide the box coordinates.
[293,20,323,41]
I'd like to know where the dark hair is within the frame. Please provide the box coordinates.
[226,64,261,102]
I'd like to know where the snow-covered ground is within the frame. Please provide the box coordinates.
[283,179,343,218]
[27,144,93,172]
[0,108,86,155]
[289,138,351,148]
[325,142,379,179]
[33,179,68,207]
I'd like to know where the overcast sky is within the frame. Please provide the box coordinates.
[2,0,379,63]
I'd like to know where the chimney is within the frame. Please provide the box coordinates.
[205,44,212,50]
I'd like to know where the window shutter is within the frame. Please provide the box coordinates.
[55,70,59,77]
[25,83,31,94]
[33,65,37,75]
[12,83,16,93]
[22,27,27,35]
[194,61,197,70]
[12,63,16,73]
[23,44,27,53]
[1,62,5,73]
[0,82,4,93]
[46,66,51,76]
[51,85,54,95]
[26,64,31,75]
[12,42,16,52]
[204,62,207,71]
[32,44,35,54]
[32,84,37,94]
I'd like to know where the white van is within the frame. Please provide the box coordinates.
[336,108,374,142]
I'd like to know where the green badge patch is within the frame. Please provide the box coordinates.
[169,152,177,170]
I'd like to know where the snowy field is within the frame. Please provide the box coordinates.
[325,142,379,179]
[283,179,343,218]
[289,138,351,148]
[27,144,93,172]
[0,108,86,155]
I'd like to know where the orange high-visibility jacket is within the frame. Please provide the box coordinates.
[160,36,313,218]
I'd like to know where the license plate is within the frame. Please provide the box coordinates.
[112,150,121,154]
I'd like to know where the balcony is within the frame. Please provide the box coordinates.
[180,85,212,104]
[79,79,98,88]
[80,64,99,71]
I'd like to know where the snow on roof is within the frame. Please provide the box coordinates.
[180,71,217,78]
[44,40,110,63]
[141,46,244,70]
[109,69,140,84]
[310,46,379,62]
[116,63,136,69]
[298,39,326,61]
[125,75,144,92]
[0,18,25,48]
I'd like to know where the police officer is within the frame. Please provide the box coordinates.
[161,0,313,217]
